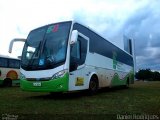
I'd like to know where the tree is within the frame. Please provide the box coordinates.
[152,71,160,81]
[135,69,160,81]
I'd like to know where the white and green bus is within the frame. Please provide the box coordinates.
[0,55,20,86]
[9,21,134,93]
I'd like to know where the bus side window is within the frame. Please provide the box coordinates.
[70,35,88,72]
[70,40,80,72]
[78,36,87,65]
[71,40,80,60]
[0,58,8,67]
[9,59,20,69]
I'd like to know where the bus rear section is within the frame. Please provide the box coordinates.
[0,56,20,87]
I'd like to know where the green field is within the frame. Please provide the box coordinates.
[0,81,160,120]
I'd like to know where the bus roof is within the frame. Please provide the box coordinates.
[0,54,20,60]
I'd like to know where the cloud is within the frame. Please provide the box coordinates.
[122,0,160,70]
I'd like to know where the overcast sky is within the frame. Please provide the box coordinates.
[0,0,160,71]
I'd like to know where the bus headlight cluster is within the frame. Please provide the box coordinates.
[52,70,67,79]
[20,72,26,80]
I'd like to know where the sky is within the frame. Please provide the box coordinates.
[0,0,160,71]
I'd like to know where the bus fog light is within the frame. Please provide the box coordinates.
[52,70,67,79]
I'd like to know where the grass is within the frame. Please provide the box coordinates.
[0,81,160,120]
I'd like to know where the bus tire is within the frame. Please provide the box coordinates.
[3,78,12,87]
[88,75,99,95]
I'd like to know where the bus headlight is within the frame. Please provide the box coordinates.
[20,72,26,80]
[52,70,68,79]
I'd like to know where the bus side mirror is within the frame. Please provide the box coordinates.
[70,30,78,45]
[9,38,26,53]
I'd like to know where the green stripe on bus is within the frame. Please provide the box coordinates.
[111,72,134,86]
[20,73,69,92]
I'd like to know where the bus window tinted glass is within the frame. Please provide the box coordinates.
[78,36,87,65]
[0,58,7,67]
[9,59,20,68]
[71,40,80,60]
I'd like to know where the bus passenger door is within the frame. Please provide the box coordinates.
[69,33,89,91]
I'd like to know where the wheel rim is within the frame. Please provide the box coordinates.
[90,80,97,91]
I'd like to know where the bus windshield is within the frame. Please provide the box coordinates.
[21,22,71,70]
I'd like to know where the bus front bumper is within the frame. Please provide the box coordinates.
[20,73,69,92]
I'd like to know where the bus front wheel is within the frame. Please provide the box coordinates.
[3,78,12,87]
[88,76,99,95]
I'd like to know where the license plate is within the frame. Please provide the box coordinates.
[33,82,41,87]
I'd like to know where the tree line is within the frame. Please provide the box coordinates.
[135,69,160,81]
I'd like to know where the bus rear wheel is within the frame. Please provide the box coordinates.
[88,76,99,95]
[3,78,12,87]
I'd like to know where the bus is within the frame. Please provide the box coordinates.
[9,21,134,94]
[0,55,20,86]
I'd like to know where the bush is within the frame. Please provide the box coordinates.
[135,69,160,81]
